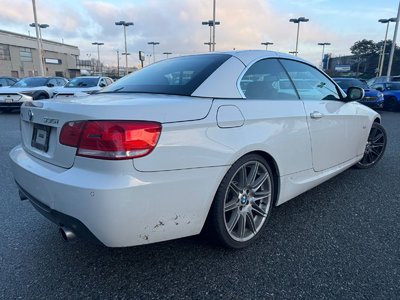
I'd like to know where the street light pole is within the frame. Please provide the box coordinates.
[202,20,220,52]
[31,0,44,76]
[378,18,397,77]
[289,17,309,56]
[387,1,400,80]
[92,42,104,74]
[212,0,216,51]
[261,42,273,50]
[116,49,120,78]
[148,42,160,63]
[115,21,134,76]
[163,52,172,59]
[318,42,331,69]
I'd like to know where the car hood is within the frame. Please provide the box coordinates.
[34,93,213,123]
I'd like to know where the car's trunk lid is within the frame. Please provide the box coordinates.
[20,93,213,168]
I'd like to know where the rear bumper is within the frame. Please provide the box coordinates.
[17,183,103,245]
[0,102,23,109]
[10,145,227,247]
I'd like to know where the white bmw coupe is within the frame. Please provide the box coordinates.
[10,51,387,248]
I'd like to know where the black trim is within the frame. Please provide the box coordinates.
[16,182,104,246]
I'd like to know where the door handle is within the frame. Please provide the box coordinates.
[310,111,323,119]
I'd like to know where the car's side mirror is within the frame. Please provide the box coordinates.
[346,87,364,101]
[99,83,106,88]
[0,84,2,87]
[47,83,54,87]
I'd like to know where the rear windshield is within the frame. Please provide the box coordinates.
[12,77,48,88]
[65,77,99,88]
[100,54,231,96]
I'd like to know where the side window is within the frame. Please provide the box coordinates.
[280,59,341,101]
[240,59,299,100]
[48,79,58,87]
[56,78,66,86]
[372,84,384,91]
[106,78,113,85]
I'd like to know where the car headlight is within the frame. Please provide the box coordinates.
[21,91,34,96]
[378,92,384,99]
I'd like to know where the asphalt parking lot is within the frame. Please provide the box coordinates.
[1,110,399,299]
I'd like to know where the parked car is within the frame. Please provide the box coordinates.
[54,76,114,98]
[367,75,400,86]
[333,77,384,108]
[0,76,18,87]
[0,76,68,111]
[370,81,400,111]
[10,51,386,249]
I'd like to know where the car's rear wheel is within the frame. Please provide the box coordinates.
[209,154,274,248]
[355,123,387,169]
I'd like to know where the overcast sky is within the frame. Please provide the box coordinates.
[0,0,399,67]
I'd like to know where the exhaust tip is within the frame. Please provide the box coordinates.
[59,227,76,242]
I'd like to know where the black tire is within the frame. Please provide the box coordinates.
[384,97,399,112]
[354,123,387,169]
[208,154,274,249]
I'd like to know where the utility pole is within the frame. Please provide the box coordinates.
[31,0,44,76]
[212,0,216,51]
[387,2,400,79]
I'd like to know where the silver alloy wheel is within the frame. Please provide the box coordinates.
[358,124,386,167]
[223,161,272,242]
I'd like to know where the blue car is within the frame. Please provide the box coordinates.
[370,82,400,111]
[333,78,384,109]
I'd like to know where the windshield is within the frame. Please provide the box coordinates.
[12,77,48,88]
[334,79,369,89]
[100,54,231,96]
[65,77,99,88]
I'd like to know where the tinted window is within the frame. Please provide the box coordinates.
[100,54,231,96]
[385,83,400,90]
[0,78,8,86]
[56,78,67,86]
[280,59,341,101]
[48,79,58,87]
[240,59,298,100]
[105,78,113,85]
[13,77,48,87]
[66,77,99,88]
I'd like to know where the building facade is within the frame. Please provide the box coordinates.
[0,29,80,78]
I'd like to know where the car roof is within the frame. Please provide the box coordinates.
[219,50,309,66]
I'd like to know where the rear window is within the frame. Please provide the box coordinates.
[100,54,231,96]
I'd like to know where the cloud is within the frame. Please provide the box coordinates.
[0,0,396,67]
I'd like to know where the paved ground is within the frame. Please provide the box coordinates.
[0,110,399,299]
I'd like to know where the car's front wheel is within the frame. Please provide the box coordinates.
[209,154,274,249]
[384,96,399,112]
[355,123,387,169]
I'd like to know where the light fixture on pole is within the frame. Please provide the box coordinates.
[92,42,104,74]
[115,21,134,76]
[29,20,49,76]
[148,42,160,63]
[261,42,273,50]
[202,20,220,52]
[289,17,309,56]
[378,18,397,77]
[163,52,172,59]
[318,42,331,69]
[289,51,298,55]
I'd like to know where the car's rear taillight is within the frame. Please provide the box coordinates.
[60,120,162,160]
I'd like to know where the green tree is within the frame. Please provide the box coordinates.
[350,39,379,56]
